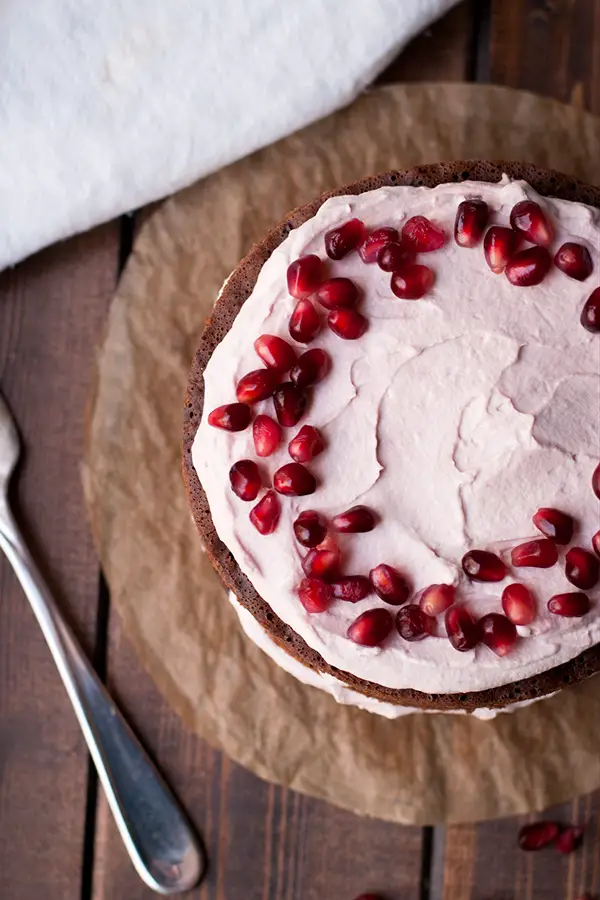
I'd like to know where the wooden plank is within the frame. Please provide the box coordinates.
[0,223,119,899]
[91,11,475,900]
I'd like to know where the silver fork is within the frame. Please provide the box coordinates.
[0,389,203,894]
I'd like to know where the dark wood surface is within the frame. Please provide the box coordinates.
[1,2,599,898]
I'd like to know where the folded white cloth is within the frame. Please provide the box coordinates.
[0,0,458,270]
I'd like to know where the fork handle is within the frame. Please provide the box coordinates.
[0,508,203,895]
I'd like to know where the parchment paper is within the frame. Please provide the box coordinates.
[83,84,600,825]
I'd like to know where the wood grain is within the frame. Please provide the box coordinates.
[0,224,119,899]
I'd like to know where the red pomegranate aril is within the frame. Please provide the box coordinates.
[510,200,553,246]
[348,608,393,647]
[286,254,323,299]
[293,510,327,548]
[454,199,489,248]
[331,576,372,603]
[594,462,600,499]
[229,459,261,501]
[377,240,415,273]
[565,546,599,590]
[502,583,536,625]
[483,226,519,274]
[445,606,479,651]
[396,604,435,641]
[592,530,600,558]
[289,298,321,343]
[290,348,331,388]
[532,507,574,544]
[390,264,435,300]
[288,425,325,463]
[462,550,507,582]
[548,591,591,617]
[324,218,366,260]
[518,821,561,851]
[273,462,316,496]
[302,547,340,581]
[511,539,558,568]
[369,564,410,605]
[297,577,333,613]
[252,414,281,457]
[554,242,593,281]
[402,215,446,252]
[581,287,600,333]
[235,368,279,404]
[420,584,455,617]
[505,246,552,287]
[479,613,518,657]
[273,382,308,427]
[254,334,297,372]
[207,402,251,432]
[249,490,281,535]
[328,308,368,340]
[331,505,377,534]
[315,278,359,310]
[359,226,400,263]
[556,826,584,855]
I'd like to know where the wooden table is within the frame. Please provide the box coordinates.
[1,2,599,898]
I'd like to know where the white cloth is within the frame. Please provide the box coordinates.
[0,0,458,270]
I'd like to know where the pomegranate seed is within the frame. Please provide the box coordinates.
[402,215,446,252]
[454,199,489,248]
[420,584,455,617]
[289,298,321,343]
[502,583,536,625]
[369,564,410,605]
[548,591,591,617]
[518,821,561,851]
[324,218,366,260]
[359,226,399,263]
[286,255,323,299]
[348,608,393,647]
[565,547,599,589]
[390,264,435,300]
[554,242,593,281]
[288,425,325,462]
[297,577,333,613]
[532,507,574,544]
[462,550,507,582]
[273,462,316,496]
[479,613,518,657]
[290,348,330,388]
[510,200,554,247]
[293,511,328,548]
[254,334,297,372]
[331,576,372,603]
[593,462,600,498]
[511,539,558,568]
[555,825,584,854]
[328,308,368,340]
[376,241,414,273]
[314,278,358,310]
[505,246,552,287]
[445,606,479,652]
[302,547,340,581]
[207,403,251,432]
[252,414,281,457]
[249,490,281,535]
[229,459,261,501]
[483,226,519,274]
[331,505,377,533]
[592,530,600,558]
[581,287,600,333]
[273,382,308,427]
[236,369,279,404]
[396,604,435,641]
